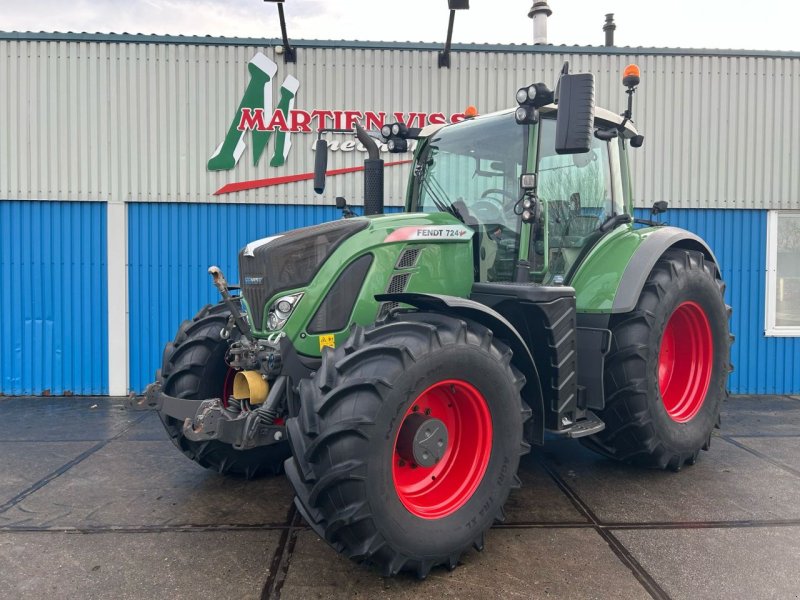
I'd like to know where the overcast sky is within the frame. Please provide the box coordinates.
[2,0,799,52]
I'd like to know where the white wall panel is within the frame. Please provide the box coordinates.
[1,34,798,209]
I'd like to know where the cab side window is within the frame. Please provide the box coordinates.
[535,118,614,277]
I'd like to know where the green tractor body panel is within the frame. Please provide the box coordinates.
[568,224,656,313]
[245,211,474,357]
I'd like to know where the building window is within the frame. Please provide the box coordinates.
[766,211,800,336]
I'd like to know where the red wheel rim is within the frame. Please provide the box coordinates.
[658,301,713,423]
[222,368,236,407]
[392,379,493,519]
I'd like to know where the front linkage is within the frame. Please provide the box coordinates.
[126,266,292,452]
[130,376,287,451]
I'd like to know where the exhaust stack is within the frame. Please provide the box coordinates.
[355,123,384,215]
[603,13,616,47]
[528,1,552,45]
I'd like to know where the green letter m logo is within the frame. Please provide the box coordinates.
[207,52,299,171]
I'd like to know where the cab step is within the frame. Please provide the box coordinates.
[565,411,605,438]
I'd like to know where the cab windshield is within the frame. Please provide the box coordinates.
[410,112,527,282]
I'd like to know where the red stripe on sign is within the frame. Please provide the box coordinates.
[214,160,413,195]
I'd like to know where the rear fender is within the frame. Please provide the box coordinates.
[377,292,546,445]
[612,227,720,313]
[569,225,719,314]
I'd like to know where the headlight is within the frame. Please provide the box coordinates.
[527,84,537,101]
[516,88,528,104]
[267,292,303,331]
[380,124,392,139]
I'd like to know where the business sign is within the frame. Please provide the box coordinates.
[209,52,469,194]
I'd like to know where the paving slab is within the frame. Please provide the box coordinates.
[614,526,800,600]
[0,440,295,528]
[280,527,648,599]
[728,436,800,475]
[721,395,800,437]
[118,410,173,442]
[503,454,587,524]
[0,397,139,442]
[0,441,95,506]
[0,530,278,600]
[542,436,800,523]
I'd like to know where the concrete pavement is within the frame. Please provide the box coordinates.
[1,395,799,599]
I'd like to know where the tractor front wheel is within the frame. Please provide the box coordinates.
[582,248,733,470]
[158,302,290,478]
[284,312,530,578]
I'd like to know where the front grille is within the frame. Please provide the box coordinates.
[239,219,368,329]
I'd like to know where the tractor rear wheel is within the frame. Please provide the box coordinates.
[284,312,530,578]
[582,248,732,470]
[158,302,290,478]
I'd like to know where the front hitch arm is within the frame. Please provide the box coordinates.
[125,381,284,450]
[125,381,220,421]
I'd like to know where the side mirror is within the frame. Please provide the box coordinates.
[313,139,328,194]
[651,200,668,215]
[555,72,595,155]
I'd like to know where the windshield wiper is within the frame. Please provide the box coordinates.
[422,180,464,222]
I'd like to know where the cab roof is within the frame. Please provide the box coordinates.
[418,105,639,139]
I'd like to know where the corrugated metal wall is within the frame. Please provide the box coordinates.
[1,33,797,395]
[634,207,799,394]
[1,34,798,209]
[0,201,108,395]
[127,202,401,391]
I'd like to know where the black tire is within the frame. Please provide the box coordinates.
[158,302,290,479]
[284,312,530,578]
[582,248,733,470]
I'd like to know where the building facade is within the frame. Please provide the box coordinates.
[0,32,798,395]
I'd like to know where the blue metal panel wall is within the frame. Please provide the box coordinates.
[128,203,402,392]
[128,203,797,394]
[634,208,799,394]
[0,201,108,395]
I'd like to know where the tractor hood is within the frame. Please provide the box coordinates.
[239,219,369,330]
[237,212,475,342]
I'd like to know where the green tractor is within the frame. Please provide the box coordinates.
[138,63,732,577]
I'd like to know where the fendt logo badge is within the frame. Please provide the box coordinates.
[209,52,472,195]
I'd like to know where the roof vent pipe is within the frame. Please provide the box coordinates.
[603,13,616,47]
[528,1,552,45]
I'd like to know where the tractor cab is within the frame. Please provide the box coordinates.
[407,105,638,288]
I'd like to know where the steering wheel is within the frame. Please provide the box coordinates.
[471,200,504,224]
[480,188,517,205]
